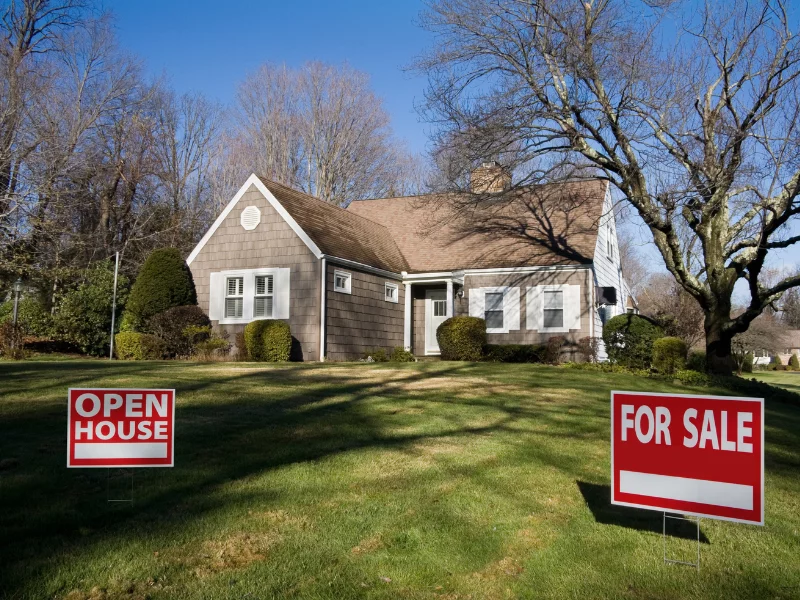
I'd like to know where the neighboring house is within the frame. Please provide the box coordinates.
[779,330,800,364]
[187,163,634,361]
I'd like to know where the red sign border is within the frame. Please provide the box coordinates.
[67,387,176,469]
[610,390,764,526]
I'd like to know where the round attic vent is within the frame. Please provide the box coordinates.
[240,205,261,231]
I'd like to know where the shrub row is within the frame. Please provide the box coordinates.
[361,347,416,362]
[483,343,546,363]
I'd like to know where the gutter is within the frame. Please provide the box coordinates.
[319,257,326,361]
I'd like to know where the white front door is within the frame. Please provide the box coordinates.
[425,289,448,354]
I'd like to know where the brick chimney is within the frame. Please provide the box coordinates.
[470,161,511,193]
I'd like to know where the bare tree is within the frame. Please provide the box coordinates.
[731,314,786,372]
[0,0,86,226]
[638,273,706,349]
[418,0,800,374]
[617,230,650,298]
[779,285,800,328]
[232,62,416,206]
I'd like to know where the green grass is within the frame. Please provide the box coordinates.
[750,370,800,395]
[0,360,798,600]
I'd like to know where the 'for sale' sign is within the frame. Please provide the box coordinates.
[611,391,763,525]
[67,388,175,468]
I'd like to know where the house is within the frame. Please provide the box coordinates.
[186,164,634,361]
[779,330,800,364]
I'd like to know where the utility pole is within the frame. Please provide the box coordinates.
[109,252,119,359]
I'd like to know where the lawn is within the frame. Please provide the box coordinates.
[1,360,798,600]
[751,370,800,396]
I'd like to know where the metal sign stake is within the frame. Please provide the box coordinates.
[107,467,134,503]
[663,512,700,569]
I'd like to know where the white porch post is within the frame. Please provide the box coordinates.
[404,283,412,351]
[446,279,454,317]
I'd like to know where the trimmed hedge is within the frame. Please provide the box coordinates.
[652,336,687,374]
[790,353,799,371]
[148,305,210,358]
[114,332,164,360]
[437,316,486,361]
[484,343,546,363]
[124,248,196,332]
[390,347,416,362]
[243,320,292,362]
[602,314,664,369]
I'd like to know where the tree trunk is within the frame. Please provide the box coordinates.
[705,315,734,376]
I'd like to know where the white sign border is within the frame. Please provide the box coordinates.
[67,387,176,469]
[610,390,764,526]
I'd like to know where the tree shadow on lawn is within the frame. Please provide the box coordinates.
[1,361,797,596]
[576,481,710,543]
[0,362,586,594]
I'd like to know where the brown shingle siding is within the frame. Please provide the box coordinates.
[189,184,321,362]
[324,263,404,361]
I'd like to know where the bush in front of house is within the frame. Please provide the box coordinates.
[114,332,164,360]
[148,305,211,358]
[652,336,687,374]
[437,316,486,361]
[483,343,546,363]
[686,351,706,372]
[603,313,664,369]
[576,336,601,363]
[768,355,782,370]
[183,325,230,360]
[789,353,800,371]
[674,369,712,386]
[390,347,416,362]
[362,348,389,362]
[243,320,292,362]
[53,261,129,356]
[545,335,568,364]
[123,248,196,332]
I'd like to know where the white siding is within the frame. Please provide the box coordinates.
[591,187,632,361]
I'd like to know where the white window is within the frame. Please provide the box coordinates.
[209,268,291,324]
[607,224,614,258]
[334,270,351,294]
[433,298,447,317]
[485,292,504,329]
[468,286,520,334]
[543,290,564,328]
[385,282,399,303]
[225,277,244,319]
[526,285,581,332]
[254,274,274,318]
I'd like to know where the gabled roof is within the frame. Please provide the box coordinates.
[188,174,609,275]
[347,180,608,273]
[259,177,409,273]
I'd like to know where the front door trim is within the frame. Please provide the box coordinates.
[425,288,447,355]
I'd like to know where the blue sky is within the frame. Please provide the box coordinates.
[112,0,433,155]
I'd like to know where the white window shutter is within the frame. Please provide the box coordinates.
[526,286,542,331]
[566,285,582,330]
[208,272,223,321]
[505,288,520,330]
[469,287,485,318]
[274,268,291,319]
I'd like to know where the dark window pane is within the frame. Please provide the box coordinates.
[485,292,503,311]
[543,309,563,328]
[486,310,504,329]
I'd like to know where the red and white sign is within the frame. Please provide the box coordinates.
[67,388,175,468]
[611,391,763,525]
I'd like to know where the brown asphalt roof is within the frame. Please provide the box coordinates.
[260,176,608,274]
[259,177,409,273]
[348,180,608,273]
